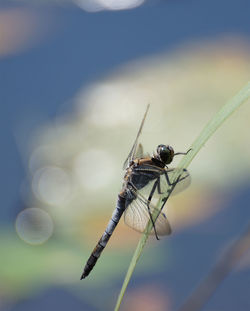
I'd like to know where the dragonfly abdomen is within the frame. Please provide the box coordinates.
[80,195,126,279]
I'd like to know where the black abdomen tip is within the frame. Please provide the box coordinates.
[80,269,89,280]
[80,273,86,280]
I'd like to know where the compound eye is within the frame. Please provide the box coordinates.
[168,145,174,155]
[161,146,169,156]
[157,144,166,152]
[157,144,174,164]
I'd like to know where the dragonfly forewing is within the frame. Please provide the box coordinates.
[129,164,191,197]
[123,105,149,169]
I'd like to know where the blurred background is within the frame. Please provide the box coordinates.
[1,0,250,310]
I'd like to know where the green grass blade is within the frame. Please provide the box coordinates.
[114,231,150,311]
[114,81,250,311]
[178,81,250,170]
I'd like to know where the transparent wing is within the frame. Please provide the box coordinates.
[132,166,191,197]
[135,143,144,159]
[123,105,149,169]
[123,167,190,235]
[124,190,172,236]
[160,168,191,196]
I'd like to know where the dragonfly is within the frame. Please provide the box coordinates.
[80,105,191,279]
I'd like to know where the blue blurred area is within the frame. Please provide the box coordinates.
[125,184,250,311]
[5,184,250,311]
[8,288,96,311]
[1,0,250,222]
[1,0,250,310]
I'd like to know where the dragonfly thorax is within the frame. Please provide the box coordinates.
[155,144,174,165]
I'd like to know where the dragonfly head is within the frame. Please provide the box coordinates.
[156,144,174,165]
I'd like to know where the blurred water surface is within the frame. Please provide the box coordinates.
[1,0,250,311]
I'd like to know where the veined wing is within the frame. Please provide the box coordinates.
[133,165,191,196]
[124,167,190,235]
[124,189,172,236]
[162,168,191,195]
[123,105,150,169]
[134,143,144,159]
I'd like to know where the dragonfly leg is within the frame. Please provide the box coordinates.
[147,178,160,240]
[157,177,164,194]
[160,172,185,212]
[164,169,188,187]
